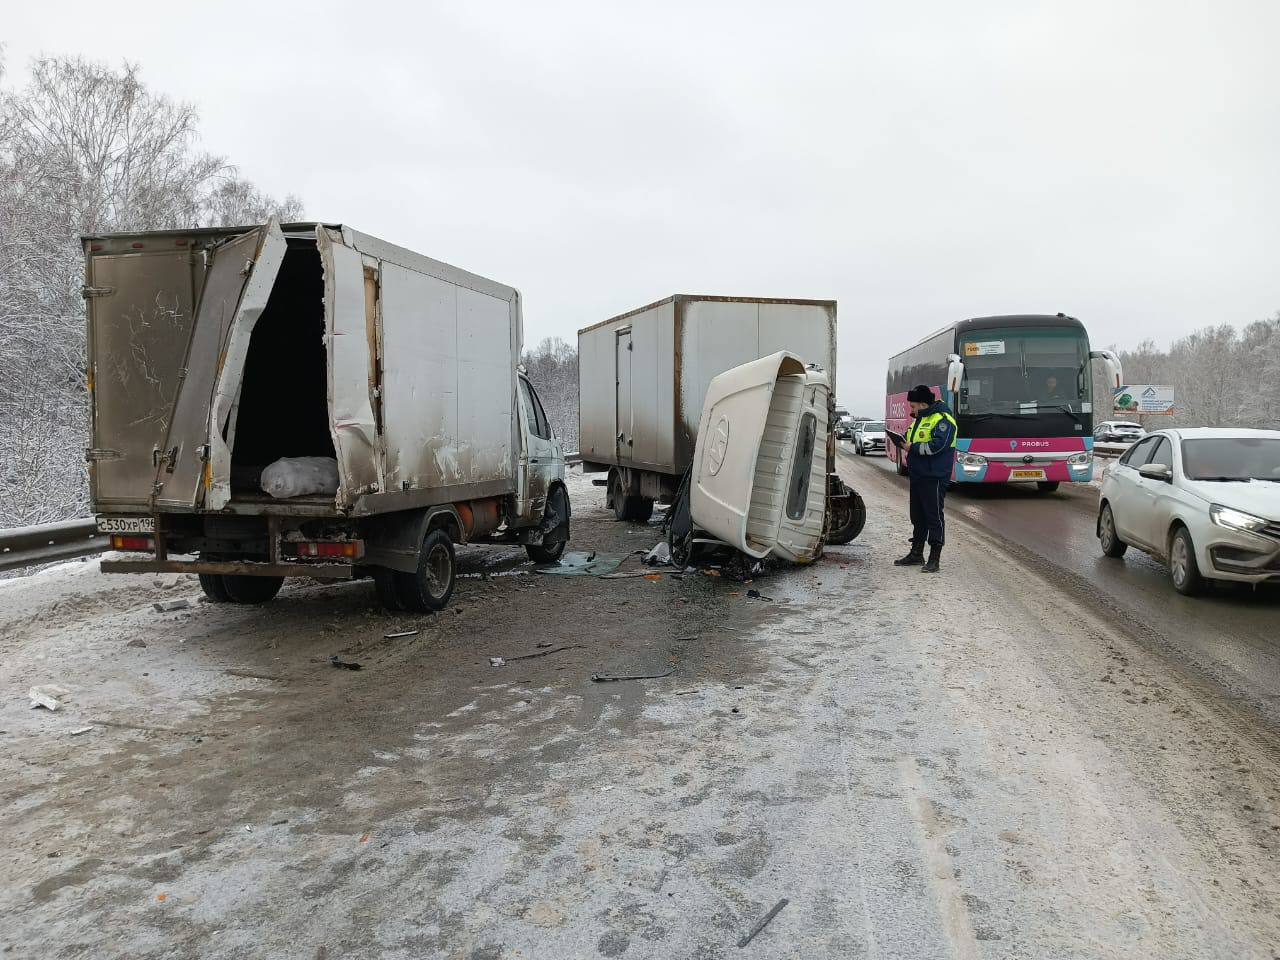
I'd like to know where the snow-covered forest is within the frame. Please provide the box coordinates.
[0,55,301,527]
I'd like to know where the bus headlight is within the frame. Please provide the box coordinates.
[958,452,986,473]
[1067,452,1092,470]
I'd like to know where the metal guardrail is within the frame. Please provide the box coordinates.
[0,518,107,573]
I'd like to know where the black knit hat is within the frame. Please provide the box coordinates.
[907,385,935,404]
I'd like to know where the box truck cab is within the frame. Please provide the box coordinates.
[84,219,568,611]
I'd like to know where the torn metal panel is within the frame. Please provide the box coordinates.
[318,227,382,510]
[204,218,288,509]
[154,221,286,510]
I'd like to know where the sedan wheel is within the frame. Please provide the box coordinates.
[1099,503,1127,558]
[1169,526,1204,596]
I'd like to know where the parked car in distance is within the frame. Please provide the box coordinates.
[1097,428,1280,595]
[853,420,886,456]
[1095,420,1146,443]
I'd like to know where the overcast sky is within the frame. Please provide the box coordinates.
[6,1,1279,413]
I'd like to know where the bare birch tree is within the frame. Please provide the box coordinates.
[0,55,303,528]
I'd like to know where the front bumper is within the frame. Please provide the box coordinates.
[1202,530,1280,583]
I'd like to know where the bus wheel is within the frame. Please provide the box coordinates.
[1037,481,1060,493]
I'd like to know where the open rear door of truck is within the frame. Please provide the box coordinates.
[152,220,286,510]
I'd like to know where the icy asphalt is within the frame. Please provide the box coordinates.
[1,464,1278,959]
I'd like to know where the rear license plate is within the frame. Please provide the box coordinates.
[1009,469,1046,481]
[96,516,155,534]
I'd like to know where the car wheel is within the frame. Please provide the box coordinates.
[1169,526,1204,596]
[395,528,456,612]
[1098,503,1127,557]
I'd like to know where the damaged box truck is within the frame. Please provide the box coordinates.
[84,218,569,611]
[578,295,864,543]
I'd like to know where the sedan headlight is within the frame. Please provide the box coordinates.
[1210,504,1270,535]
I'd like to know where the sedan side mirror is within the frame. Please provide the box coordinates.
[1137,463,1172,482]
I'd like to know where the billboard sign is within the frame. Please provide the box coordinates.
[1114,384,1175,415]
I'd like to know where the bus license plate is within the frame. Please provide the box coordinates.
[96,516,155,534]
[1010,469,1046,481]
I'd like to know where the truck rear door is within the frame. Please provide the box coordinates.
[152,222,286,510]
[86,247,199,510]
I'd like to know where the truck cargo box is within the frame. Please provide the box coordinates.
[84,220,522,518]
[577,295,835,477]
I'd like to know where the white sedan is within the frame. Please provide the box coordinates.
[1097,428,1280,595]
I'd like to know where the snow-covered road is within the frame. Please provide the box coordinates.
[2,466,1278,959]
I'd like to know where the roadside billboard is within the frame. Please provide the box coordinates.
[1114,384,1175,415]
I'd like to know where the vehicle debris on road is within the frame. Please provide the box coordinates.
[737,898,789,948]
[490,644,581,666]
[29,684,71,711]
[534,551,625,576]
[383,630,419,640]
[328,656,362,671]
[152,599,192,613]
[590,667,676,682]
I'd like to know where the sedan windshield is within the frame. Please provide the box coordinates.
[861,422,885,432]
[1182,438,1280,482]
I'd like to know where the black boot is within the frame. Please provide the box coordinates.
[921,546,941,573]
[894,546,925,566]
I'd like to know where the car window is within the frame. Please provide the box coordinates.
[518,378,549,440]
[1120,436,1157,467]
[1146,437,1172,470]
[530,383,553,440]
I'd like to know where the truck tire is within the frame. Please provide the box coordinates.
[373,568,406,611]
[198,574,231,603]
[222,575,284,604]
[395,528,456,612]
[609,473,654,523]
[826,490,867,545]
[526,487,569,564]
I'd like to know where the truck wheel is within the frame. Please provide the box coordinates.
[199,574,230,603]
[610,473,653,523]
[826,491,867,545]
[373,568,405,611]
[222,575,284,604]
[526,487,569,564]
[395,528,456,612]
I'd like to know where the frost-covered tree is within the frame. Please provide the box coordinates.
[0,55,303,527]
[521,337,579,452]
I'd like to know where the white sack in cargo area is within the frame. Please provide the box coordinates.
[261,457,340,499]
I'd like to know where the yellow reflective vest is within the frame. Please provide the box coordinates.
[905,411,958,450]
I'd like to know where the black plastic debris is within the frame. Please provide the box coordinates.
[738,898,789,948]
[328,656,362,671]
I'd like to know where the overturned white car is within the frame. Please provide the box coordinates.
[667,351,863,566]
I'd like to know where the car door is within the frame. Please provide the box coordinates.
[1134,436,1175,552]
[516,376,556,522]
[1111,435,1158,544]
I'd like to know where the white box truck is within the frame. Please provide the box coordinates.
[577,295,838,519]
[84,218,569,611]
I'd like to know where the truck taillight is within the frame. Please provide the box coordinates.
[291,541,363,559]
[111,535,155,551]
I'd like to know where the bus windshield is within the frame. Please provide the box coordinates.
[957,327,1091,415]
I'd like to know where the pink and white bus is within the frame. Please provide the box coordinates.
[885,314,1123,491]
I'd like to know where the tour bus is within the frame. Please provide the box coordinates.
[885,314,1123,490]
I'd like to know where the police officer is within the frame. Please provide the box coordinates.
[893,384,958,573]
